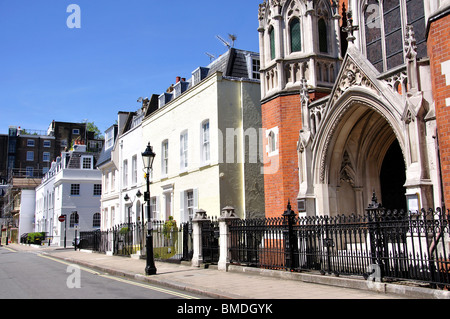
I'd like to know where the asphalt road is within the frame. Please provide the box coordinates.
[0,246,205,299]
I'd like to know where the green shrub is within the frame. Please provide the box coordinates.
[27,232,46,245]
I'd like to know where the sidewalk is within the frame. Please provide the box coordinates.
[7,243,450,299]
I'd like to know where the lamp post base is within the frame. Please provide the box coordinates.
[145,233,157,276]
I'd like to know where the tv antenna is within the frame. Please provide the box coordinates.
[216,35,231,48]
[205,52,216,62]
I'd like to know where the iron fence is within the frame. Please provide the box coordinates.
[79,220,193,262]
[201,218,220,264]
[229,204,450,288]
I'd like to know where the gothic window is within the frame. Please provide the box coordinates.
[318,18,328,53]
[269,26,276,60]
[364,0,383,72]
[290,18,301,53]
[405,0,426,59]
[383,0,403,70]
[363,0,427,73]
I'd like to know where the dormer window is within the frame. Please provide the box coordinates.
[81,156,93,169]
[192,67,209,86]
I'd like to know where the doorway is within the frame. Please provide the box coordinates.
[380,140,407,210]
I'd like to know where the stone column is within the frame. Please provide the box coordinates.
[218,206,239,271]
[191,209,208,267]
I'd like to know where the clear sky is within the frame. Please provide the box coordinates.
[0,0,262,135]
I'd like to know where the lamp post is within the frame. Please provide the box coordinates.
[142,143,157,275]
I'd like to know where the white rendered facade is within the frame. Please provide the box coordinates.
[35,145,102,246]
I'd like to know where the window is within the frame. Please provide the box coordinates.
[269,27,276,60]
[318,18,328,53]
[71,184,80,196]
[27,140,35,147]
[252,58,260,80]
[290,18,301,52]
[267,127,279,156]
[201,121,210,164]
[26,167,33,177]
[180,131,188,171]
[93,184,102,196]
[123,160,128,188]
[363,0,426,73]
[132,155,137,185]
[43,152,50,162]
[82,156,92,169]
[69,212,79,228]
[26,151,34,161]
[150,197,157,220]
[268,131,276,153]
[162,140,169,177]
[93,213,101,228]
[111,170,116,191]
[73,129,80,135]
[105,130,114,149]
[43,140,51,148]
[186,190,194,221]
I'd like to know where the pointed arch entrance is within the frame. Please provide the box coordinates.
[315,99,407,217]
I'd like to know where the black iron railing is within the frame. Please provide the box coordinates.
[80,220,193,262]
[229,204,450,288]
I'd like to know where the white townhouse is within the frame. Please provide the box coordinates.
[96,124,119,230]
[141,48,265,223]
[35,144,102,246]
[97,102,159,229]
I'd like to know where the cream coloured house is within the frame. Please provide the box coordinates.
[141,48,265,223]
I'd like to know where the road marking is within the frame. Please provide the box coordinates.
[37,254,199,299]
[100,274,199,299]
[1,247,17,253]
[37,254,101,275]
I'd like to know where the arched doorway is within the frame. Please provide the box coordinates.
[319,103,407,216]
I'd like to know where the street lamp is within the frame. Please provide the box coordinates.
[124,190,143,226]
[142,142,157,276]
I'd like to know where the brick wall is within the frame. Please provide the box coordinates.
[262,93,302,217]
[428,13,450,208]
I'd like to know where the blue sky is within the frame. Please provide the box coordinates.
[0,1,261,135]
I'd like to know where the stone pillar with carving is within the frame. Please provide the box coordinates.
[218,206,239,271]
[191,209,208,267]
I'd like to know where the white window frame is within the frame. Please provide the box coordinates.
[71,184,80,196]
[201,120,210,165]
[81,156,92,169]
[162,140,169,177]
[132,155,137,185]
[43,152,51,162]
[93,184,102,196]
[43,140,51,148]
[180,131,188,171]
[180,189,198,223]
[266,127,279,157]
[27,139,35,147]
[123,160,128,189]
[26,151,34,161]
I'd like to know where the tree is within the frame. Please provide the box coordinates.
[83,120,103,139]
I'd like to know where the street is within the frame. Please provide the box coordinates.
[0,246,204,299]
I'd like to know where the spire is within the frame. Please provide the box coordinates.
[343,10,358,45]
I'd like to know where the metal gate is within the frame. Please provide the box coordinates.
[202,219,220,264]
